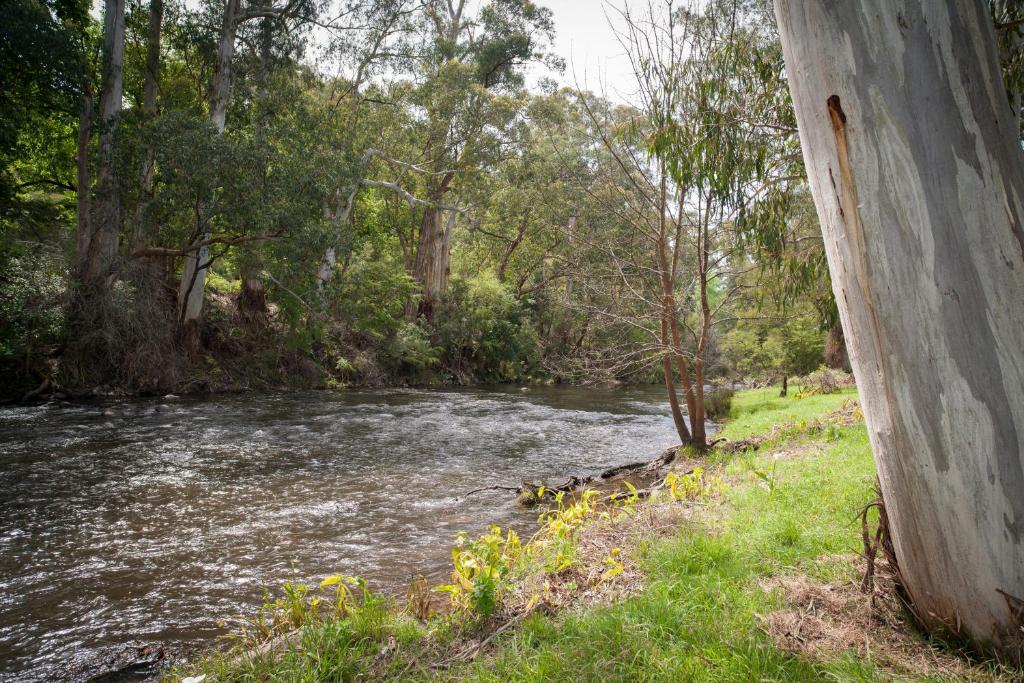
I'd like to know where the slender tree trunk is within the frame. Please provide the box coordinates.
[75,86,93,272]
[563,214,577,304]
[775,0,1024,658]
[237,15,274,321]
[662,312,692,443]
[178,0,240,346]
[83,0,126,285]
[497,212,529,282]
[132,0,162,252]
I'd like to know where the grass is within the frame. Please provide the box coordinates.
[172,387,1010,682]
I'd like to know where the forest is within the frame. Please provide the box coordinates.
[2,0,1024,680]
[1,0,839,435]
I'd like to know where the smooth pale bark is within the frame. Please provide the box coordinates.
[178,0,241,327]
[83,0,126,285]
[132,0,162,251]
[775,0,1024,654]
[317,247,337,287]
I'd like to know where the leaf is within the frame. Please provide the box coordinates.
[319,575,342,588]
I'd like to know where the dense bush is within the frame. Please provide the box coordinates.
[432,274,539,383]
[704,385,735,421]
[0,252,66,363]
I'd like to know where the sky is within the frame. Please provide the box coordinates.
[532,0,639,101]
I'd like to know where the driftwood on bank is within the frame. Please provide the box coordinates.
[460,445,682,505]
[598,445,678,480]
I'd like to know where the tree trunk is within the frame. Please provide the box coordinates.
[662,313,692,444]
[411,202,455,320]
[82,0,126,285]
[236,16,273,321]
[563,214,577,304]
[823,320,850,372]
[75,86,93,272]
[132,0,162,251]
[775,0,1024,658]
[177,0,240,337]
[237,267,267,324]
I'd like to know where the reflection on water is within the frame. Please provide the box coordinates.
[0,385,679,679]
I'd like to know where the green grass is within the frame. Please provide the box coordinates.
[439,404,881,682]
[718,386,859,442]
[176,387,991,682]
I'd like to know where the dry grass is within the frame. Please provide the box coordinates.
[762,558,1005,681]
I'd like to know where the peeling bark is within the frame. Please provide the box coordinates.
[775,0,1024,657]
[411,176,455,319]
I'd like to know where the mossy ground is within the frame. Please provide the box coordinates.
[173,387,1016,682]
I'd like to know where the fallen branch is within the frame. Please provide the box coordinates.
[460,484,521,498]
[599,445,678,480]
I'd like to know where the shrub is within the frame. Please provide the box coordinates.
[432,273,539,383]
[704,385,735,420]
[795,366,852,396]
[0,252,66,362]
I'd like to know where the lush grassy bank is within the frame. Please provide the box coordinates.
[174,387,1013,682]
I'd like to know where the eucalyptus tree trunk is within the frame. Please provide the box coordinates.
[411,174,455,319]
[75,86,93,272]
[775,0,1024,657]
[82,0,126,286]
[132,0,162,252]
[237,16,274,322]
[178,0,241,339]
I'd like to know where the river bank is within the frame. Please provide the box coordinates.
[171,387,1018,682]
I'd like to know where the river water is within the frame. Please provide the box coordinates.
[0,385,680,680]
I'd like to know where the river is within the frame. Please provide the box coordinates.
[0,385,681,680]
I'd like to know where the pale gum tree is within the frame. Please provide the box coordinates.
[402,0,559,319]
[79,0,126,287]
[177,0,309,345]
[774,0,1024,658]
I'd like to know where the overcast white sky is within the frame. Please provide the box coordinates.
[531,0,639,101]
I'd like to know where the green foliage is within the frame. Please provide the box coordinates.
[331,250,418,342]
[0,252,66,361]
[437,526,523,616]
[433,274,539,383]
[0,0,88,205]
[666,467,725,501]
[703,385,735,421]
[718,297,824,382]
[388,321,441,372]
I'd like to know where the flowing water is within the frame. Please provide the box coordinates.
[0,385,681,680]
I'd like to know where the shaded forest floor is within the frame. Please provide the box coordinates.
[172,389,1019,682]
